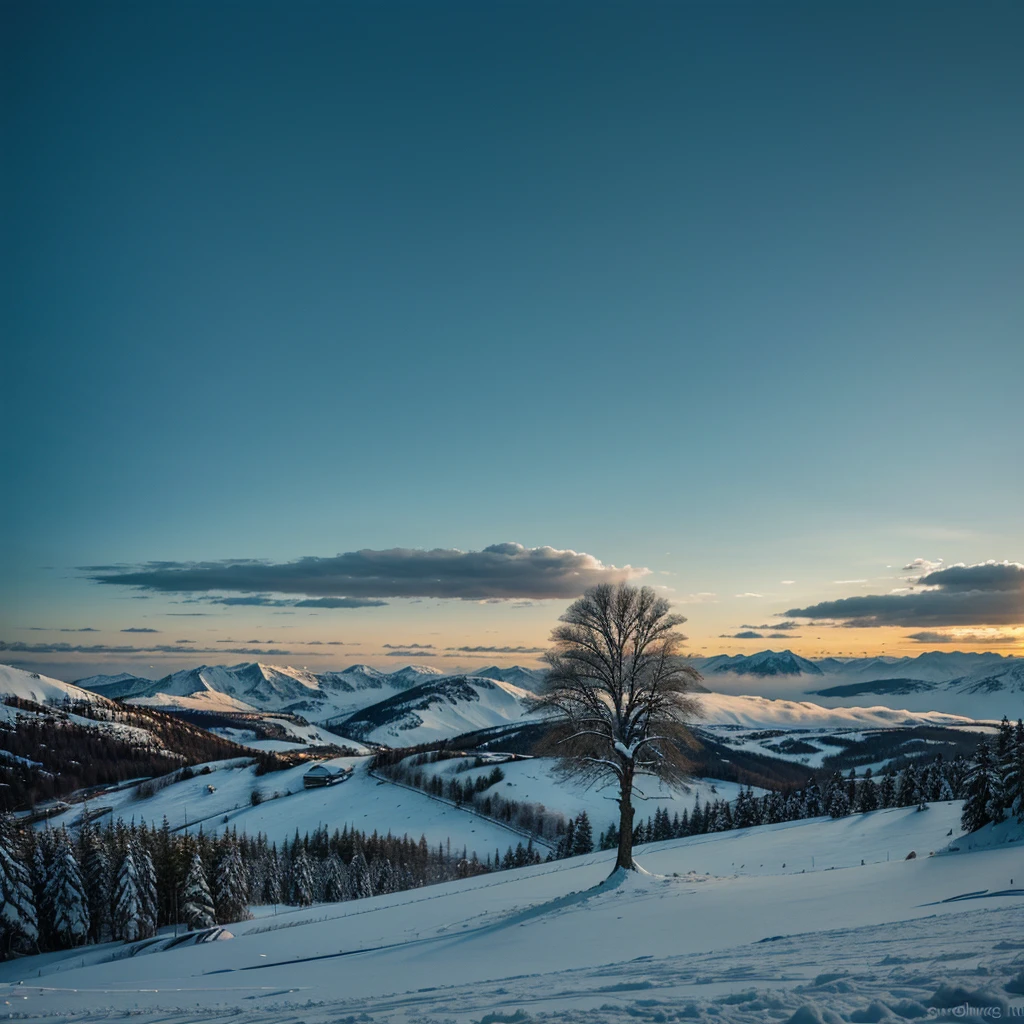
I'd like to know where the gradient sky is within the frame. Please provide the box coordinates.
[3,1,1022,680]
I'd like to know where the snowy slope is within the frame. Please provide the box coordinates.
[339,674,537,744]
[416,755,756,833]
[4,805,1021,1024]
[39,756,536,853]
[0,663,116,708]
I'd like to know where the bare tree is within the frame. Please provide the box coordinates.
[532,582,703,872]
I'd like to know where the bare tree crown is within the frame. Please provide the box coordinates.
[533,582,703,790]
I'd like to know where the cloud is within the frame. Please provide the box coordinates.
[0,641,296,656]
[720,631,764,639]
[382,650,438,658]
[121,627,159,633]
[59,627,98,633]
[902,558,944,578]
[741,621,800,631]
[383,643,434,650]
[767,633,801,639]
[905,628,1024,646]
[833,579,868,585]
[294,597,387,608]
[786,560,1024,627]
[446,645,547,654]
[780,580,796,585]
[84,543,646,602]
[735,593,763,599]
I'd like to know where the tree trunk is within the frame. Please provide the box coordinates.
[616,768,636,870]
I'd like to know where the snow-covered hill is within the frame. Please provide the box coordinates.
[339,674,537,744]
[0,663,116,709]
[4,805,1021,1024]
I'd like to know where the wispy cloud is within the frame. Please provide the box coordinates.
[0,640,295,656]
[905,628,1024,646]
[741,621,800,631]
[446,645,547,654]
[121,627,159,633]
[383,643,435,650]
[84,543,646,602]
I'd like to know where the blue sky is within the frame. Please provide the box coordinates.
[2,1,1022,678]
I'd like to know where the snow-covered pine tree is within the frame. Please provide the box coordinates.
[45,829,90,948]
[826,775,850,818]
[878,770,896,809]
[896,764,920,807]
[961,739,1004,833]
[803,779,823,817]
[181,851,216,930]
[136,841,159,939]
[857,769,878,813]
[370,857,395,894]
[321,853,348,902]
[732,790,754,829]
[262,845,282,905]
[765,790,786,825]
[347,851,373,900]
[215,840,251,924]
[80,831,112,945]
[0,815,38,958]
[113,848,142,942]
[1004,719,1024,822]
[288,847,315,906]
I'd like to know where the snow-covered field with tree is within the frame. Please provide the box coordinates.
[2,807,1021,1023]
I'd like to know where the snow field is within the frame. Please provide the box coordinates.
[4,804,1021,1024]
[38,757,534,854]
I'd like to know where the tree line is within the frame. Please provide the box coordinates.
[0,812,539,960]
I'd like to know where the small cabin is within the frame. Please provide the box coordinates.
[303,763,353,788]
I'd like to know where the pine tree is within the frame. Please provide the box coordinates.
[896,764,920,807]
[113,848,142,942]
[181,851,215,930]
[81,833,112,944]
[321,854,348,902]
[262,846,282,905]
[803,779,823,817]
[878,770,896,809]
[961,740,1003,833]
[136,841,159,939]
[572,812,594,855]
[215,840,250,924]
[45,830,90,948]
[826,775,850,818]
[0,815,38,957]
[857,769,879,813]
[1004,719,1024,822]
[347,851,373,899]
[288,847,315,906]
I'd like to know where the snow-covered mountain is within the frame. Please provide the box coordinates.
[947,658,1024,696]
[74,662,452,722]
[698,650,824,677]
[0,664,116,709]
[338,674,537,745]
[470,664,547,692]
